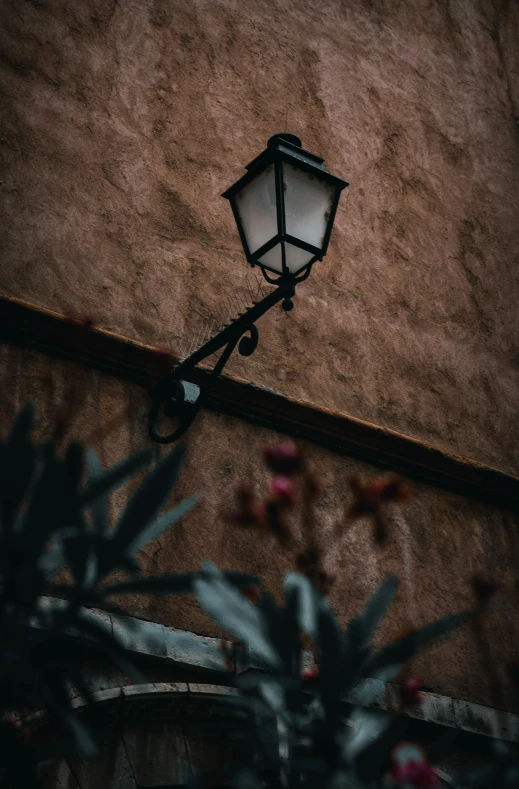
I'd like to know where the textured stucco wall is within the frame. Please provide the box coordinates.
[2,345,519,713]
[1,0,518,473]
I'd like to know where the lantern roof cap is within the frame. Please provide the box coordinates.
[267,133,302,148]
[243,133,327,176]
[222,134,348,201]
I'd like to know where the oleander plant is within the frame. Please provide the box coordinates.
[0,403,252,787]
[0,405,514,788]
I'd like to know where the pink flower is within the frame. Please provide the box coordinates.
[400,677,424,707]
[301,665,319,682]
[271,475,295,504]
[346,475,412,545]
[390,760,438,787]
[348,475,412,516]
[263,442,303,475]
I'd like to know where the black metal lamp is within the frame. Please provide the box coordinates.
[223,134,348,286]
[149,134,348,443]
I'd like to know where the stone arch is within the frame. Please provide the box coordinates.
[40,683,256,789]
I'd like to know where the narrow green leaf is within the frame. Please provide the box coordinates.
[366,611,471,674]
[63,533,91,585]
[1,404,36,526]
[284,572,319,639]
[129,493,200,554]
[19,444,62,560]
[317,601,344,693]
[62,709,99,760]
[345,708,393,759]
[78,448,152,507]
[257,589,284,657]
[39,667,99,759]
[258,679,285,714]
[195,562,281,669]
[63,441,84,496]
[85,448,109,535]
[83,552,98,588]
[8,403,35,444]
[112,446,185,551]
[344,575,398,675]
[354,715,410,783]
[39,542,67,580]
[225,571,262,588]
[357,574,398,642]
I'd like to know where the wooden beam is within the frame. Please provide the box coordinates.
[1,293,518,510]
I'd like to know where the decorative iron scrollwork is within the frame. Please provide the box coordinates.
[147,274,302,444]
[149,322,260,444]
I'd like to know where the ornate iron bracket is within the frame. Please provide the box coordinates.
[148,277,299,443]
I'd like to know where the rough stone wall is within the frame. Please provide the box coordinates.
[1,0,518,473]
[2,345,519,713]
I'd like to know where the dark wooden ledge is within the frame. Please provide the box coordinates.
[1,293,518,511]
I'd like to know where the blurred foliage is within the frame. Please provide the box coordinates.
[0,404,255,787]
[0,408,515,788]
[191,563,467,788]
[188,442,513,789]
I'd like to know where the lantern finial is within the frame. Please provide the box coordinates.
[267,133,302,148]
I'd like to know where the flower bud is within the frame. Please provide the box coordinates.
[270,475,295,504]
[263,442,303,475]
[399,677,424,707]
[301,665,319,682]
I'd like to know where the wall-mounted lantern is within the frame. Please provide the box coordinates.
[223,133,347,284]
[149,134,348,443]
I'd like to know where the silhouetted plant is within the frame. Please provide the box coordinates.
[0,408,509,789]
[187,443,483,789]
[0,404,257,787]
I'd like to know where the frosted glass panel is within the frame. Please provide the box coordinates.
[285,244,314,273]
[258,243,282,273]
[235,165,277,254]
[259,243,314,275]
[283,163,335,250]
